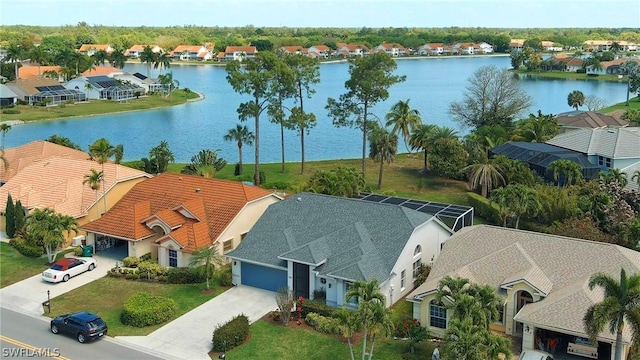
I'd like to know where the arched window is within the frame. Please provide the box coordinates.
[414,245,422,256]
[429,300,447,329]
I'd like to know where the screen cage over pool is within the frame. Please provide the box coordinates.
[489,142,601,182]
[354,193,474,232]
[30,86,87,105]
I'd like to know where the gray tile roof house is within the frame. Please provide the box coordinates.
[227,192,454,308]
[407,225,640,357]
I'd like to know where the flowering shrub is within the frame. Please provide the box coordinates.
[394,317,421,338]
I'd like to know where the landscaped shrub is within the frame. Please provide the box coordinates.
[211,314,249,352]
[2,109,21,114]
[305,312,340,334]
[467,192,499,224]
[9,238,44,258]
[16,99,28,105]
[216,264,232,286]
[137,261,166,280]
[73,246,83,256]
[267,310,281,323]
[313,289,327,301]
[233,174,253,183]
[234,163,240,176]
[139,252,153,262]
[261,181,291,191]
[122,256,139,268]
[120,292,177,327]
[125,272,140,280]
[300,298,335,318]
[259,170,266,184]
[166,267,204,284]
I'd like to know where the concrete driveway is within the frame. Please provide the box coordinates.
[0,255,116,316]
[117,285,277,360]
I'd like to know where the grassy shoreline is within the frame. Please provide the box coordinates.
[515,69,626,82]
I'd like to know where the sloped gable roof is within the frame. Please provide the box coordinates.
[17,66,62,80]
[0,157,150,218]
[0,141,90,182]
[228,192,440,283]
[547,127,640,158]
[81,173,275,251]
[225,46,257,54]
[407,225,640,343]
[557,111,628,129]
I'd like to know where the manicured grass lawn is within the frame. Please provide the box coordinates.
[0,242,74,288]
[516,69,625,82]
[45,277,223,336]
[164,154,472,207]
[600,96,640,113]
[2,91,200,122]
[224,319,436,360]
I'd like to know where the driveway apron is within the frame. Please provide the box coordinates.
[117,285,277,360]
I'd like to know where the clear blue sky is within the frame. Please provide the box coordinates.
[1,0,639,28]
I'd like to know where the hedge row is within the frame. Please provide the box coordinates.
[120,292,176,327]
[211,314,249,352]
[466,192,499,224]
[9,238,44,258]
[300,298,336,318]
[305,312,340,334]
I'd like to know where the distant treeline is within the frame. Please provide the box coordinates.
[1,24,639,54]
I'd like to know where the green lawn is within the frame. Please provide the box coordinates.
[600,96,640,113]
[1,91,200,122]
[516,69,625,82]
[0,242,74,288]
[45,277,224,336]
[223,319,435,360]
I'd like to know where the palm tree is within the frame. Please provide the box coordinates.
[464,154,505,198]
[620,61,639,107]
[92,49,109,66]
[109,48,127,69]
[114,144,124,164]
[583,268,640,360]
[188,245,226,290]
[345,279,390,360]
[149,140,175,173]
[181,149,227,178]
[409,124,437,172]
[29,45,49,77]
[600,169,628,187]
[223,125,254,175]
[336,307,361,360]
[88,138,115,214]
[568,90,586,110]
[513,110,558,143]
[153,51,172,73]
[0,123,11,151]
[25,208,78,263]
[385,99,422,153]
[139,46,157,77]
[547,159,582,187]
[6,43,24,80]
[84,83,93,99]
[369,128,398,189]
[632,170,640,190]
[83,168,104,213]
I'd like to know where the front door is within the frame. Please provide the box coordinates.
[293,262,309,299]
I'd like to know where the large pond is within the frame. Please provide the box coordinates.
[6,56,628,163]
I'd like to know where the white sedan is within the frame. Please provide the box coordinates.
[42,257,97,283]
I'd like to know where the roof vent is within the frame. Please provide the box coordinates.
[195,188,201,193]
[296,197,302,202]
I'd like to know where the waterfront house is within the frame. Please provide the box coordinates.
[170,45,213,61]
[78,44,113,56]
[112,72,164,93]
[374,42,408,57]
[478,42,494,53]
[223,46,258,61]
[583,40,638,52]
[307,45,330,58]
[81,66,124,77]
[17,65,62,80]
[556,111,629,133]
[509,39,525,51]
[5,78,86,105]
[546,127,640,190]
[337,43,371,57]
[80,173,281,265]
[541,41,563,52]
[65,75,143,101]
[279,46,307,55]
[407,225,639,360]
[587,58,640,75]
[550,55,584,72]
[0,84,18,107]
[227,192,473,306]
[125,45,163,58]
[0,156,150,246]
[417,43,450,56]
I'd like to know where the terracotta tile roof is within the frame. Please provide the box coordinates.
[0,141,90,183]
[600,57,640,68]
[0,157,150,218]
[217,52,225,58]
[127,45,159,52]
[7,78,62,96]
[81,173,275,252]
[310,45,329,51]
[82,66,124,76]
[541,41,555,47]
[225,46,257,54]
[557,111,629,129]
[172,45,204,53]
[553,56,584,67]
[78,44,112,53]
[17,66,62,80]
[280,46,306,53]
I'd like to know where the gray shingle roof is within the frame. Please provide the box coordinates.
[0,84,17,98]
[227,192,437,282]
[407,225,640,343]
[547,127,640,159]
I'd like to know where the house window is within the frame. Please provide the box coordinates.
[429,300,447,329]
[598,156,604,166]
[413,260,422,279]
[345,282,358,305]
[223,240,233,252]
[496,303,505,324]
[168,249,177,267]
[414,245,422,256]
[400,270,406,290]
[605,158,611,168]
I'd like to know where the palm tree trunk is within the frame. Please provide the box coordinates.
[101,163,107,215]
[378,161,383,189]
[368,336,376,360]
[14,63,18,80]
[361,328,368,360]
[362,102,368,175]
[423,149,428,172]
[254,96,260,186]
[280,114,285,173]
[347,339,355,360]
[626,77,631,107]
[515,216,521,230]
[300,128,305,175]
[237,143,243,174]
[615,328,623,360]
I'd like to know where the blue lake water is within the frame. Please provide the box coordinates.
[6,56,628,163]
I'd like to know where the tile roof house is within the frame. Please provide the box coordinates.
[406,225,640,360]
[81,66,124,77]
[546,127,640,189]
[279,46,307,55]
[0,140,90,184]
[374,42,408,57]
[417,43,451,56]
[65,75,143,101]
[80,173,281,266]
[125,45,163,58]
[336,43,371,57]
[17,65,62,80]
[0,84,18,107]
[5,78,86,105]
[170,45,213,61]
[223,46,258,61]
[78,44,114,56]
[556,111,629,133]
[478,42,494,53]
[227,192,454,306]
[550,55,584,72]
[307,45,330,58]
[509,38,526,51]
[541,40,563,52]
[587,58,640,76]
[0,156,150,246]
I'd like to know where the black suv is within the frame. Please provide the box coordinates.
[50,311,108,343]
